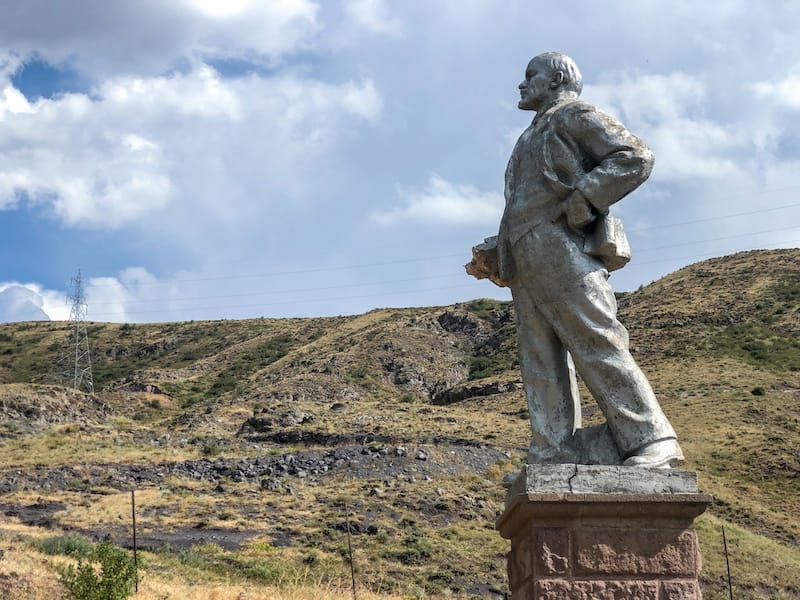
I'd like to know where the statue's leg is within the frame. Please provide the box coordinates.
[543,266,679,457]
[511,260,581,463]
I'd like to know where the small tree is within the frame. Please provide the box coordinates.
[60,542,137,600]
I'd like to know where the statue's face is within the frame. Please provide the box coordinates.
[518,58,553,111]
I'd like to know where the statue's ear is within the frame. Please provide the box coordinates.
[550,71,565,89]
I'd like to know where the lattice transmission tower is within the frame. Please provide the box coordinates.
[65,270,94,393]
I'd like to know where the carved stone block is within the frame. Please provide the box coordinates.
[534,527,570,575]
[534,579,659,599]
[574,528,699,576]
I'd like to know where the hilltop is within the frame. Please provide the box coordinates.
[0,249,799,599]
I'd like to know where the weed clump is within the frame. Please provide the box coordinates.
[60,541,137,600]
[31,534,93,558]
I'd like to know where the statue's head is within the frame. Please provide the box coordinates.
[518,52,582,111]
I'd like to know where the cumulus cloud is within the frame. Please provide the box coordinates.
[5,2,800,323]
[0,65,382,229]
[343,0,404,36]
[0,271,187,323]
[372,175,502,227]
[0,285,49,321]
[0,1,320,77]
[752,73,800,111]
[0,283,69,322]
[586,72,743,180]
[83,268,162,323]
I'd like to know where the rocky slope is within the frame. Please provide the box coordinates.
[0,248,799,598]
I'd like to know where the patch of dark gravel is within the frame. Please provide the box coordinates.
[1,498,66,528]
[0,444,508,560]
[0,444,508,494]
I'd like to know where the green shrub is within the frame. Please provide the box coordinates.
[200,437,221,457]
[390,534,435,565]
[171,543,294,585]
[32,534,93,558]
[60,542,137,600]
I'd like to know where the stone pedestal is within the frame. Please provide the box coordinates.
[497,465,713,599]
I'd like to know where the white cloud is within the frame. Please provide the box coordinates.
[752,73,800,111]
[0,65,382,229]
[586,72,742,180]
[372,175,502,227]
[340,79,383,121]
[0,282,69,322]
[343,0,403,36]
[0,52,22,80]
[0,271,177,323]
[83,268,162,323]
[0,1,321,77]
[0,285,49,321]
[586,72,705,126]
[183,0,258,20]
[0,84,34,118]
[4,2,800,323]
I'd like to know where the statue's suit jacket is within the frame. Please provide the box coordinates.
[498,99,654,284]
[497,98,676,459]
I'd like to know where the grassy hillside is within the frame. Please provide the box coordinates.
[0,249,799,599]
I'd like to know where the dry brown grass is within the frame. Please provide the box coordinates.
[1,250,799,598]
[134,580,405,600]
[0,522,405,600]
[0,523,71,600]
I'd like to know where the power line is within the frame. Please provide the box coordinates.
[636,225,800,252]
[634,238,800,267]
[84,253,466,289]
[75,201,800,292]
[86,273,467,307]
[85,283,483,319]
[83,222,800,305]
[80,234,800,318]
[626,200,800,233]
[83,236,800,319]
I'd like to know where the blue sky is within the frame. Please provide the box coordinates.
[1,0,800,322]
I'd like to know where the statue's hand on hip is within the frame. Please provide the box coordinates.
[564,190,596,233]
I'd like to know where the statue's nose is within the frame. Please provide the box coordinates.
[519,81,526,90]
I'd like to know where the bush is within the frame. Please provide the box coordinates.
[60,542,137,600]
[31,534,93,558]
[200,437,221,457]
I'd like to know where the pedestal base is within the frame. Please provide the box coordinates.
[497,465,713,599]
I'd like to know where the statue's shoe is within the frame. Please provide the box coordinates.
[622,438,684,469]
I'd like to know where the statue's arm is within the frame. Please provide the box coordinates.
[561,103,654,213]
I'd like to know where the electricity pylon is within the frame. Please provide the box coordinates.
[66,270,94,393]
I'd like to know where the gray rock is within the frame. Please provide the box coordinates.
[506,464,698,502]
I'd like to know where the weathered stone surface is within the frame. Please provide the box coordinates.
[507,464,698,501]
[661,579,701,599]
[467,51,685,468]
[498,485,710,597]
[511,580,533,600]
[574,528,699,576]
[534,579,659,599]
[508,529,533,591]
[534,528,569,575]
